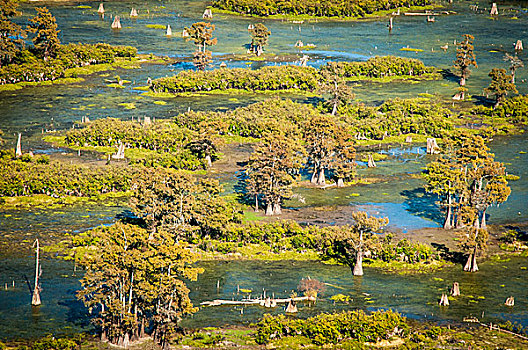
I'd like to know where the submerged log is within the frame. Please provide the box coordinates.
[201,295,315,307]
[451,282,460,297]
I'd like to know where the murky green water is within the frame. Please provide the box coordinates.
[0,0,527,340]
[1,257,526,340]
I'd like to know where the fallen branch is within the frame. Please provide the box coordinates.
[201,295,315,307]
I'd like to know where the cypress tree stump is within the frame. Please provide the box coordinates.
[438,293,449,306]
[515,40,523,51]
[450,282,460,297]
[505,296,514,306]
[98,3,105,14]
[490,3,498,15]
[285,299,298,313]
[367,154,376,168]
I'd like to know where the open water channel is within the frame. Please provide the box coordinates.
[0,0,527,340]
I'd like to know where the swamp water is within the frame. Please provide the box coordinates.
[0,0,527,340]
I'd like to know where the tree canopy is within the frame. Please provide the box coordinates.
[75,222,202,349]
[453,34,477,87]
[0,0,25,66]
[28,7,61,61]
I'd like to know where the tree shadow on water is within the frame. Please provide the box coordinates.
[400,188,443,225]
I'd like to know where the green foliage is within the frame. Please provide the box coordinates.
[184,22,217,70]
[342,98,453,140]
[484,68,518,107]
[213,0,431,18]
[250,23,270,55]
[0,150,135,197]
[151,65,319,93]
[130,169,242,239]
[322,56,435,79]
[27,335,78,350]
[453,34,477,86]
[491,94,528,124]
[255,309,409,345]
[76,222,203,347]
[0,0,26,66]
[176,98,319,139]
[66,118,210,170]
[0,43,136,85]
[28,7,61,61]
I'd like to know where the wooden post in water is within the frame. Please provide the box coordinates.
[31,239,41,306]
[15,133,22,158]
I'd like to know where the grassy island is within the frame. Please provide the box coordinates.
[212,0,434,19]
[149,56,437,96]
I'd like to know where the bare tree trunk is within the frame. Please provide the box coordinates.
[31,239,41,306]
[463,247,479,272]
[443,195,452,229]
[337,178,344,187]
[463,253,473,272]
[205,154,212,167]
[317,168,326,186]
[352,252,363,276]
[273,202,282,215]
[254,195,259,212]
[481,208,487,229]
[311,165,318,184]
[460,76,466,86]
[265,203,274,216]
[332,101,338,116]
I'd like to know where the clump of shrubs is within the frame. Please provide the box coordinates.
[255,309,409,345]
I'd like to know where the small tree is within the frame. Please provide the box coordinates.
[0,0,26,66]
[484,68,518,107]
[184,22,217,70]
[453,34,477,86]
[250,23,270,56]
[246,128,304,216]
[503,53,523,84]
[320,212,388,276]
[28,7,61,61]
[318,69,354,115]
